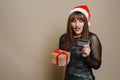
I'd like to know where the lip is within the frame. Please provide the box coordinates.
[74,27,81,31]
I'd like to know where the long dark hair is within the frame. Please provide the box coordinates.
[64,11,89,50]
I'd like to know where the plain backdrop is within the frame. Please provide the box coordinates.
[0,0,120,80]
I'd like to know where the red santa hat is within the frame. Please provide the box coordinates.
[69,5,91,26]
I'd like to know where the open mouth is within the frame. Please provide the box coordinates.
[74,27,81,31]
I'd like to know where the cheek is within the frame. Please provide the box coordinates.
[71,23,75,27]
[80,22,84,27]
[71,24,75,30]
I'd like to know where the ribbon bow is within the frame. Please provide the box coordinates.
[54,49,68,65]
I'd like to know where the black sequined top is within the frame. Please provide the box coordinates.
[59,32,102,80]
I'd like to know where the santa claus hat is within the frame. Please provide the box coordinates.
[69,5,91,26]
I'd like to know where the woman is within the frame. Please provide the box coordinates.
[59,5,102,80]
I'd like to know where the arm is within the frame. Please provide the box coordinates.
[85,33,102,69]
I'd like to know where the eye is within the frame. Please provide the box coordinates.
[79,19,83,22]
[71,19,76,23]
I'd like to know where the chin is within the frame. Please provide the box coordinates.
[75,32,81,35]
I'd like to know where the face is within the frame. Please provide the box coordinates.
[71,19,84,35]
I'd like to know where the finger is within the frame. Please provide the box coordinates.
[82,48,90,55]
[82,47,89,51]
[83,45,90,48]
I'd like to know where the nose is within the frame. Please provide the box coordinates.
[76,21,79,26]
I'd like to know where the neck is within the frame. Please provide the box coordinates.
[73,34,81,38]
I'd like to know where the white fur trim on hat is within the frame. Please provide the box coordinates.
[69,8,89,20]
[88,21,90,27]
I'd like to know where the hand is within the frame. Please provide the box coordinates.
[82,45,91,57]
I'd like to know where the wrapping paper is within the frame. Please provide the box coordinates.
[50,49,70,66]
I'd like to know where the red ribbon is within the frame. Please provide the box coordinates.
[54,49,68,65]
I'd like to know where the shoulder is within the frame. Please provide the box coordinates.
[89,32,99,39]
[89,32,101,44]
[59,33,66,50]
[60,33,66,40]
[89,32,97,37]
[89,32,101,43]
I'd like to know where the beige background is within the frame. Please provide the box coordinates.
[0,0,120,80]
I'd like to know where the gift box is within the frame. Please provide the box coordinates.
[50,49,70,66]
